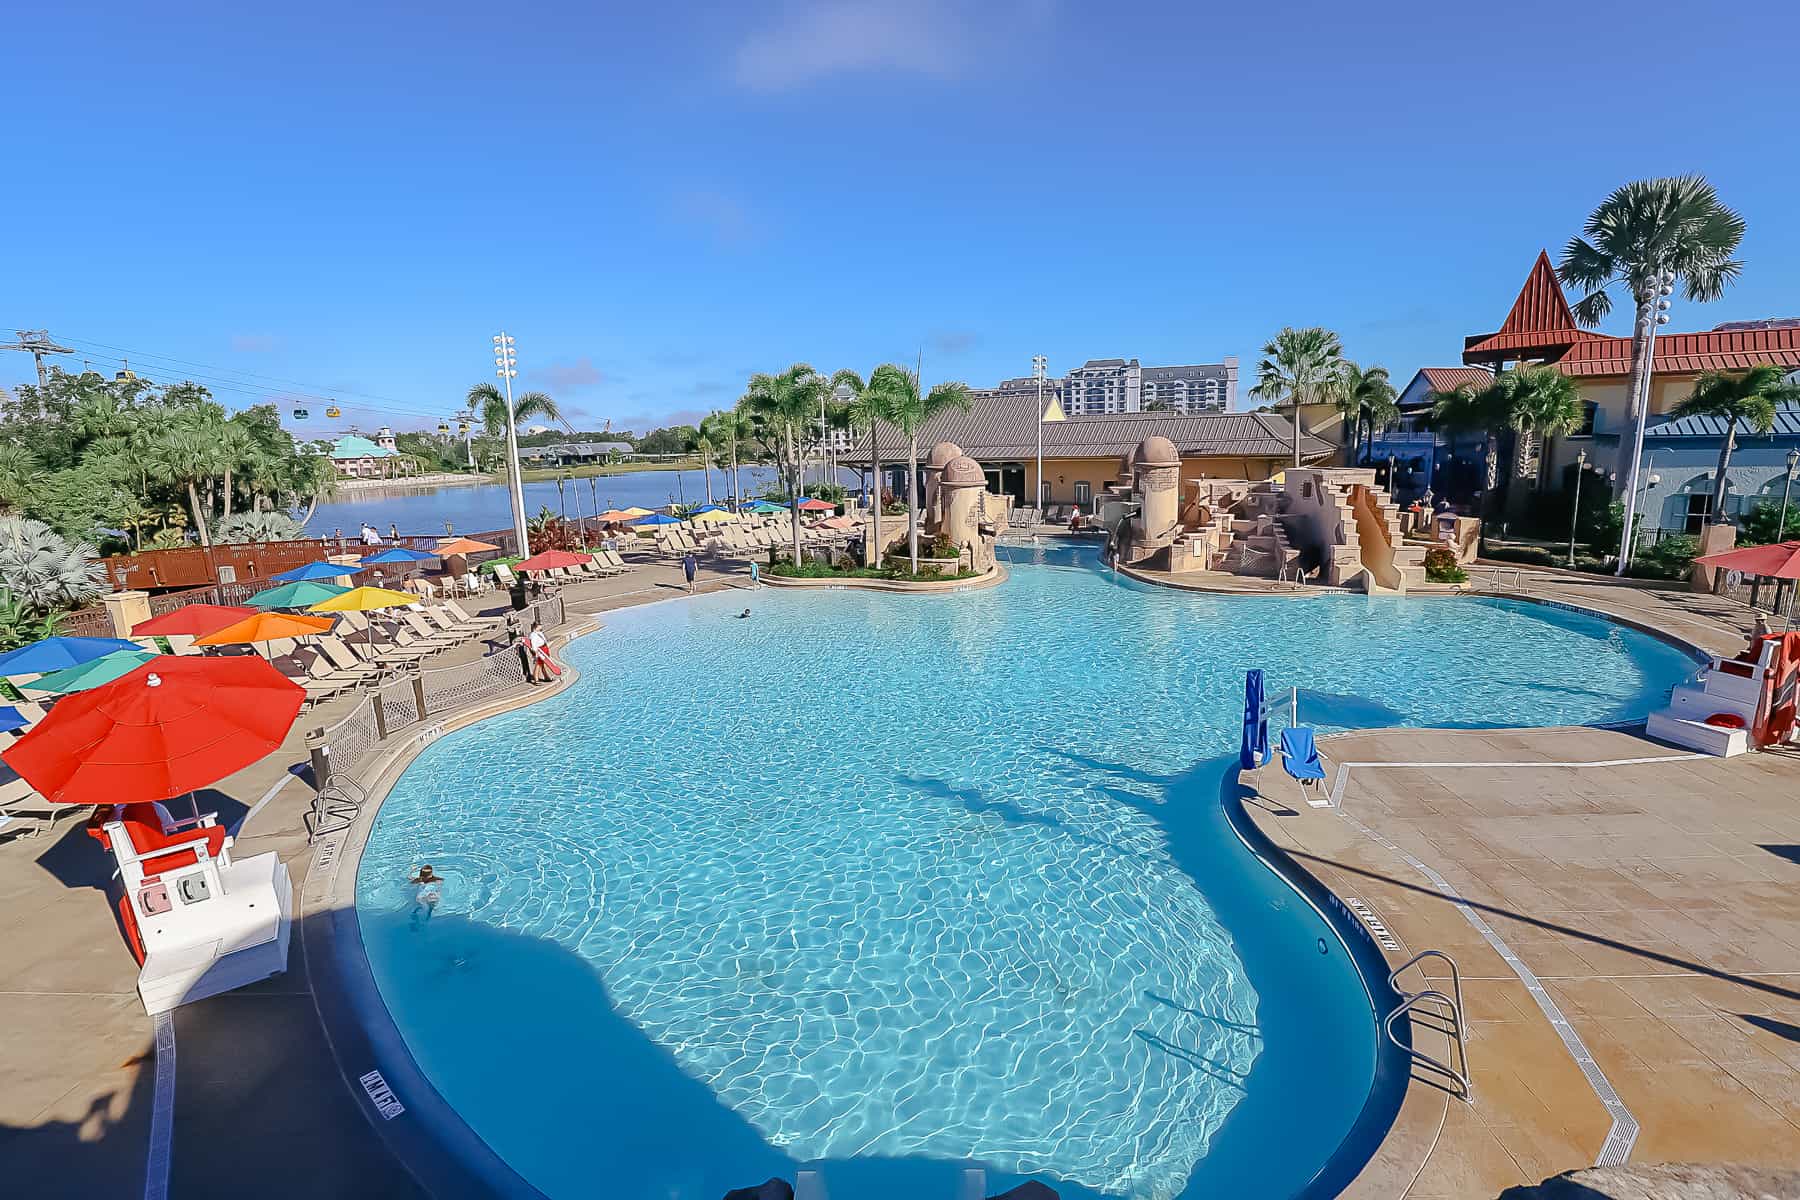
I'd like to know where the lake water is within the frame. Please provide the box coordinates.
[304,468,787,537]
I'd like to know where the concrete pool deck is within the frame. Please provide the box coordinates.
[2,552,1795,1198]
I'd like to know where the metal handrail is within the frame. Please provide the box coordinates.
[1386,949,1471,1100]
[307,775,369,843]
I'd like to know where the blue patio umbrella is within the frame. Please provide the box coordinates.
[0,636,144,677]
[0,705,29,733]
[271,560,367,583]
[689,504,724,515]
[359,547,437,565]
[629,512,683,526]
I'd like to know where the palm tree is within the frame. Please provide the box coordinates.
[1249,327,1345,467]
[741,364,832,566]
[147,422,226,546]
[468,382,560,545]
[1492,365,1587,492]
[216,419,257,523]
[692,422,718,506]
[0,444,47,515]
[1670,366,1800,527]
[863,363,972,573]
[834,369,887,561]
[1333,361,1398,465]
[1558,175,1745,565]
[698,408,753,508]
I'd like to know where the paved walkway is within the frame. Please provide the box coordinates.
[1241,727,1800,1198]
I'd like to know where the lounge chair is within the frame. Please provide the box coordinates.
[1279,726,1327,801]
[0,776,78,842]
[443,599,504,631]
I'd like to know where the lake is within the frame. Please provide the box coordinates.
[305,468,795,537]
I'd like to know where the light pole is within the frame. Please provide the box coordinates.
[1032,354,1048,521]
[1615,270,1676,575]
[492,332,530,557]
[1568,449,1588,567]
[1779,447,1800,541]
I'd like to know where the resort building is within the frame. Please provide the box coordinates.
[1458,251,1800,530]
[325,428,418,480]
[1061,357,1238,415]
[1365,367,1494,502]
[517,440,633,466]
[844,392,1332,511]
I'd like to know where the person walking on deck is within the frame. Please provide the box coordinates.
[682,551,697,594]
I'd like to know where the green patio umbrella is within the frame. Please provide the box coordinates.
[23,649,158,695]
[247,580,353,609]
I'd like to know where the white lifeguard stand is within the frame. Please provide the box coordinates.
[1645,637,1783,757]
[88,802,292,1015]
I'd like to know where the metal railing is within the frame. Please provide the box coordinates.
[1386,949,1470,1100]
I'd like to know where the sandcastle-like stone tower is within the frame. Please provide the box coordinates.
[1115,435,1181,565]
[921,440,965,529]
[938,454,996,573]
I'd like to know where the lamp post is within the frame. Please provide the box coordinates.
[492,332,530,557]
[1568,449,1588,567]
[1779,447,1800,542]
[1615,270,1676,575]
[1032,354,1048,522]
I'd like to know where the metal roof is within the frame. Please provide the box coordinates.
[1645,405,1800,439]
[1417,367,1493,396]
[841,395,1333,466]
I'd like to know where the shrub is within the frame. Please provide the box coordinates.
[1625,534,1699,581]
[0,517,105,614]
[1422,546,1467,583]
[215,510,302,543]
[1482,545,1556,567]
[1740,500,1795,546]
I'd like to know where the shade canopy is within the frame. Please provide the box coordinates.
[745,501,784,513]
[195,612,336,646]
[0,636,145,676]
[436,537,499,555]
[0,706,28,734]
[23,650,159,696]
[516,549,594,572]
[629,512,682,527]
[307,586,420,613]
[247,580,352,609]
[796,498,835,511]
[2,655,305,806]
[1696,540,1800,580]
[690,508,738,525]
[132,604,257,638]
[360,546,437,565]
[271,560,365,583]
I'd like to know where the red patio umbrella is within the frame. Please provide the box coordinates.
[131,604,257,638]
[796,498,835,512]
[515,548,593,573]
[1,655,305,806]
[1695,540,1800,579]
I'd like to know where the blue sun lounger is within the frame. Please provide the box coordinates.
[1279,727,1326,797]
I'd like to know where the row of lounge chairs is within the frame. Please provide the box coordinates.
[650,519,861,560]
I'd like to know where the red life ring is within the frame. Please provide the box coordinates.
[1704,712,1746,729]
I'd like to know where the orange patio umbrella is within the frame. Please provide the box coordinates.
[436,537,499,555]
[195,611,335,654]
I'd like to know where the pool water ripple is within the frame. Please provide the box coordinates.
[357,545,1695,1200]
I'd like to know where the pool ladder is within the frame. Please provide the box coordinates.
[1385,949,1471,1100]
[306,776,369,843]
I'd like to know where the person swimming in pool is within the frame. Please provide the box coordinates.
[410,864,443,926]
[737,608,751,619]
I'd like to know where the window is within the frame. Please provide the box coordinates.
[1682,492,1712,534]
[1573,402,1597,437]
[1073,481,1092,510]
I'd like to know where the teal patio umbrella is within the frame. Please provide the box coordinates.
[24,649,159,696]
[248,580,353,609]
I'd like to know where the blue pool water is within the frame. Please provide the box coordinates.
[355,545,1695,1200]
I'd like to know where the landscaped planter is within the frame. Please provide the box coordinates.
[884,554,963,575]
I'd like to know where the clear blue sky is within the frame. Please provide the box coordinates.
[6,1,1796,435]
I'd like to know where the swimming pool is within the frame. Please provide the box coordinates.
[355,546,1695,1200]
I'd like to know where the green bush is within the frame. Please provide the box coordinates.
[1482,545,1557,567]
[1625,534,1699,581]
[767,559,980,583]
[1740,500,1796,546]
[1422,546,1467,583]
[477,555,523,576]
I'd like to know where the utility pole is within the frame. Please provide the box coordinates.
[492,332,531,557]
[2,330,74,415]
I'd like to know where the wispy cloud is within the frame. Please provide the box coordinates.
[731,1,1051,91]
[534,356,606,392]
[230,333,280,353]
[929,328,980,356]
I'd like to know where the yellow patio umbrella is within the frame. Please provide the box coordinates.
[194,611,336,656]
[308,586,421,651]
[621,506,653,518]
[689,508,738,525]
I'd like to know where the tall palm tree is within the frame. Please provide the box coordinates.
[1249,327,1345,467]
[1333,361,1398,465]
[216,420,257,523]
[741,364,832,566]
[1558,176,1745,566]
[697,411,735,507]
[1491,365,1587,492]
[1671,365,1799,527]
[467,382,560,544]
[864,363,972,573]
[0,444,47,515]
[692,421,718,506]
[147,420,227,546]
[834,369,888,562]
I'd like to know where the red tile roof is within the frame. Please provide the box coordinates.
[1465,252,1800,377]
[1417,367,1493,395]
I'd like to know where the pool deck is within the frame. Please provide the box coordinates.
[3,553,1796,1198]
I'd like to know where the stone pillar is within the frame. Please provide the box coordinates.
[327,553,363,587]
[1690,522,1737,593]
[103,589,152,638]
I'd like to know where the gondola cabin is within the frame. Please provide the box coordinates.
[292,407,310,420]
[325,405,342,419]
